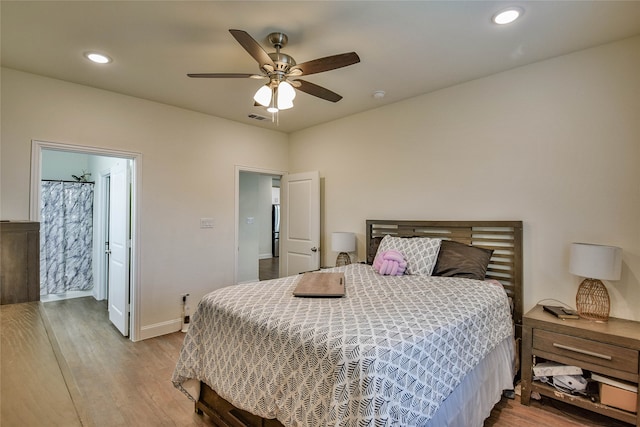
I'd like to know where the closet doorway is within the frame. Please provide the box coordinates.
[30,140,141,340]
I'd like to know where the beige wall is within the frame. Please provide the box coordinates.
[2,34,638,337]
[1,68,289,338]
[289,36,640,321]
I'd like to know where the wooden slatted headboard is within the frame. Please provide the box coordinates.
[366,220,524,337]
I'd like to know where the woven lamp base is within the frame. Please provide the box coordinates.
[576,278,610,322]
[336,252,351,267]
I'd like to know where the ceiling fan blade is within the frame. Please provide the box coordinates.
[293,79,343,103]
[187,73,257,78]
[229,29,276,70]
[292,52,360,76]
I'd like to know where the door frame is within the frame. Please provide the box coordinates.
[234,165,286,284]
[30,139,142,342]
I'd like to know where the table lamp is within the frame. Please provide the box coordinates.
[569,242,622,321]
[332,232,356,266]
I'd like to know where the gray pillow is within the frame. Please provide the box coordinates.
[432,240,493,280]
[376,235,441,275]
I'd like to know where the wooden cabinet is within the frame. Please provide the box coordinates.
[521,305,640,426]
[0,221,40,304]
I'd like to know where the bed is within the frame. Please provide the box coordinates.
[173,220,523,427]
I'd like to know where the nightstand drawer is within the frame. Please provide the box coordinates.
[533,329,638,375]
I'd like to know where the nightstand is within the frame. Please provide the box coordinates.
[521,305,640,426]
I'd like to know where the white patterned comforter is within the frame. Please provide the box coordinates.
[172,263,513,426]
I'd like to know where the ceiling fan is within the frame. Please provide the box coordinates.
[188,29,360,113]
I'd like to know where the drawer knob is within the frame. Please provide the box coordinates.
[553,343,612,360]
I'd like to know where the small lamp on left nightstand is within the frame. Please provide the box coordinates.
[332,232,356,266]
[569,242,622,322]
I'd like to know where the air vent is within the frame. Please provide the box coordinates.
[248,113,270,121]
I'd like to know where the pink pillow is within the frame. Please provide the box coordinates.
[373,250,407,276]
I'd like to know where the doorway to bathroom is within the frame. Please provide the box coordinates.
[30,140,140,339]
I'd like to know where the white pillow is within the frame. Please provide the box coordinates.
[376,235,442,275]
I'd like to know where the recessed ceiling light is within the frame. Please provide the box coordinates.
[492,7,523,25]
[84,52,112,64]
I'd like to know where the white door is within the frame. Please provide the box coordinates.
[279,171,320,276]
[108,161,130,336]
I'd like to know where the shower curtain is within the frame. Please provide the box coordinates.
[40,181,94,295]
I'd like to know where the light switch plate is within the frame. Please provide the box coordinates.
[200,218,214,229]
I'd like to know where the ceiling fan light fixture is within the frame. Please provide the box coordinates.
[492,7,523,25]
[267,86,279,113]
[254,85,272,107]
[278,81,296,103]
[188,29,360,124]
[277,98,294,110]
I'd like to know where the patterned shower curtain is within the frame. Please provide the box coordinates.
[40,181,94,295]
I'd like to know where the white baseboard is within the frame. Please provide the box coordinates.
[139,318,182,340]
[259,253,273,260]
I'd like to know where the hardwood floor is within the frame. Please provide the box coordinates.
[259,257,279,281]
[1,299,213,427]
[1,302,82,426]
[485,391,631,426]
[1,297,633,426]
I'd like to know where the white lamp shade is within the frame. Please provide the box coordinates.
[253,85,272,107]
[569,243,622,281]
[278,81,296,101]
[332,232,356,253]
[277,97,294,110]
[277,81,295,110]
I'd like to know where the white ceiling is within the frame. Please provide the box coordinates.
[3,1,640,133]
